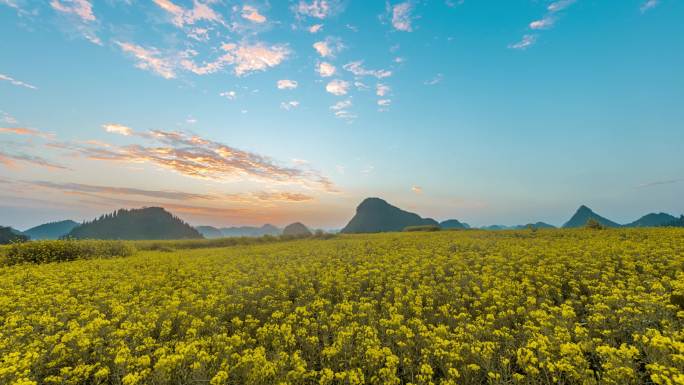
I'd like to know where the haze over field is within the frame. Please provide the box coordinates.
[1,0,683,229]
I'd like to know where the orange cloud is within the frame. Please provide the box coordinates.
[0,127,53,138]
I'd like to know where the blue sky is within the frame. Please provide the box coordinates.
[1,0,683,230]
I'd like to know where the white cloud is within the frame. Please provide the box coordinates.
[316,62,336,77]
[640,0,659,12]
[222,42,290,76]
[0,73,37,90]
[50,0,95,22]
[377,99,391,107]
[241,5,266,23]
[117,41,176,79]
[325,79,349,96]
[280,101,300,110]
[411,185,422,194]
[277,79,298,90]
[547,0,576,13]
[313,37,343,58]
[103,123,133,136]
[392,1,414,32]
[343,61,392,79]
[153,0,222,28]
[220,90,237,100]
[376,83,390,97]
[424,73,443,85]
[0,111,17,124]
[330,99,355,121]
[295,0,337,19]
[330,99,352,111]
[309,24,323,33]
[508,34,537,50]
[530,17,555,30]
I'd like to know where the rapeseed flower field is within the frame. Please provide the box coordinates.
[1,229,683,385]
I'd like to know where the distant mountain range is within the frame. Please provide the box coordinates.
[23,220,80,240]
[4,201,683,241]
[196,224,282,238]
[66,207,203,240]
[341,198,439,233]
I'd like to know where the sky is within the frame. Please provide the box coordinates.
[1,0,683,230]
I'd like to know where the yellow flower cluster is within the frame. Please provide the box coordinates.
[1,229,683,384]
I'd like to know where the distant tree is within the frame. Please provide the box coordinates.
[585,218,605,230]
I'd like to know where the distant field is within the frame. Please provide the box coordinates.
[1,229,683,385]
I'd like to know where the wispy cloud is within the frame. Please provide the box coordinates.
[0,73,37,90]
[424,73,443,85]
[280,100,300,110]
[0,151,68,170]
[330,99,355,121]
[219,90,237,100]
[0,127,53,138]
[411,185,423,194]
[153,0,222,28]
[28,180,215,201]
[308,24,323,33]
[391,1,414,32]
[530,16,555,30]
[376,83,390,96]
[316,61,336,77]
[252,191,313,202]
[313,37,344,58]
[511,0,575,49]
[325,79,349,96]
[277,79,298,90]
[116,41,176,79]
[548,0,576,13]
[637,179,683,188]
[294,0,340,19]
[50,0,95,22]
[0,111,17,124]
[343,61,392,79]
[53,128,336,191]
[640,0,659,13]
[508,34,537,50]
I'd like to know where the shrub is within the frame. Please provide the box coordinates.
[5,239,135,265]
[585,218,605,230]
[403,225,441,232]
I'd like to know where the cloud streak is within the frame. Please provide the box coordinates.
[0,73,37,90]
[53,128,336,192]
[0,127,54,138]
[0,151,68,170]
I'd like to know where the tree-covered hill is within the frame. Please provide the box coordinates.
[66,207,203,240]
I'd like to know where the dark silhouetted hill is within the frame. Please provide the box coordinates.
[66,207,203,240]
[624,213,677,228]
[282,222,312,236]
[220,224,281,237]
[440,219,468,229]
[0,226,28,244]
[562,205,620,228]
[196,226,224,239]
[24,220,79,240]
[341,198,439,233]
